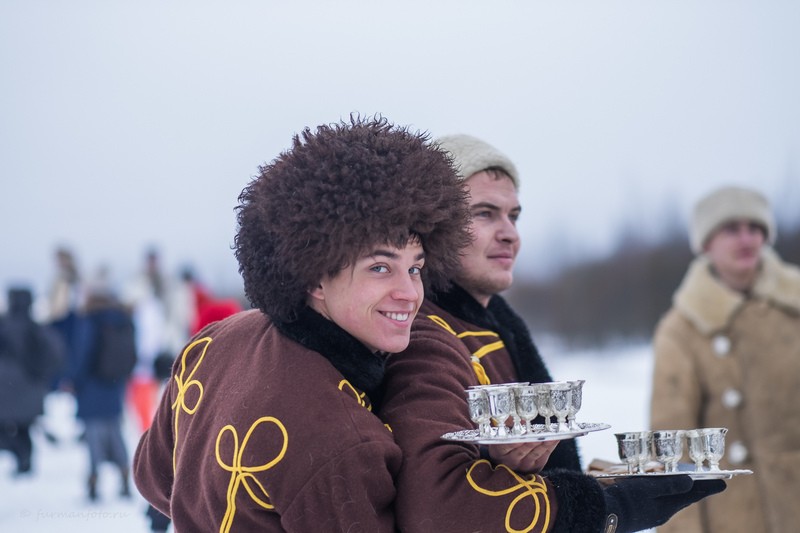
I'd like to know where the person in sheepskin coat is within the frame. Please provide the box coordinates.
[650,185,800,533]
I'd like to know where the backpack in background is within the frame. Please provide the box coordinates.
[93,316,137,382]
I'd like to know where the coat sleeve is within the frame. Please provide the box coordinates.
[649,315,704,532]
[133,379,176,516]
[379,321,607,533]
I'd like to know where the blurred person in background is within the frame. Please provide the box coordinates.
[45,246,83,388]
[378,134,725,532]
[123,247,171,433]
[66,273,135,501]
[0,287,64,476]
[650,185,800,532]
[133,116,471,531]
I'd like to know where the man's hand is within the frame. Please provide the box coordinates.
[487,440,559,473]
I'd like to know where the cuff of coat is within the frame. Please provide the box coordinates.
[546,469,607,532]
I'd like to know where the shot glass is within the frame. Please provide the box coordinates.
[638,431,653,473]
[615,432,643,474]
[533,383,554,432]
[465,388,491,437]
[652,430,684,473]
[567,379,585,430]
[485,386,515,438]
[686,429,706,471]
[548,382,572,433]
[701,427,728,471]
[513,385,539,434]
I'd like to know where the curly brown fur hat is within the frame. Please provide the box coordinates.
[235,115,471,322]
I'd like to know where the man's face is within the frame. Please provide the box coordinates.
[455,170,521,306]
[308,239,425,353]
[704,219,765,284]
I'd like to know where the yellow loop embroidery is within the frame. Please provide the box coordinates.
[215,416,288,533]
[338,379,392,431]
[428,315,504,385]
[339,379,371,411]
[466,460,551,533]
[171,336,212,470]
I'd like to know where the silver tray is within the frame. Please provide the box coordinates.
[441,422,611,444]
[593,468,753,481]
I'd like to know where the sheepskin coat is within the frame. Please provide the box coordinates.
[650,247,800,533]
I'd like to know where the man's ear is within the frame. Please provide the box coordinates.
[308,283,325,303]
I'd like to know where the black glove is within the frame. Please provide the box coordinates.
[603,474,726,533]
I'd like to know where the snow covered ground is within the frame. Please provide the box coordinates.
[0,344,654,532]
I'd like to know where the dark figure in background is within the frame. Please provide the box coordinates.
[66,284,133,501]
[0,287,64,475]
[46,247,83,389]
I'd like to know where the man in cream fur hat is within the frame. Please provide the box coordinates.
[650,185,800,533]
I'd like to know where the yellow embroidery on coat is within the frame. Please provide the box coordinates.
[471,356,491,385]
[171,336,212,471]
[215,416,288,533]
[474,341,505,358]
[427,315,504,385]
[338,379,392,432]
[339,379,372,411]
[466,459,551,533]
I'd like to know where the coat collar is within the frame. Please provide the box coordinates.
[274,306,386,407]
[429,284,553,385]
[674,247,800,335]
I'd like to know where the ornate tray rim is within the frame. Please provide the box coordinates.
[592,468,753,480]
[441,422,611,444]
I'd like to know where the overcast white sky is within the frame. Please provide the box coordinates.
[2,1,799,300]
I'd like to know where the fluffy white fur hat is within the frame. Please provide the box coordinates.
[436,134,519,188]
[690,185,776,253]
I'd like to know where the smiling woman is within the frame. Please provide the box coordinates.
[132,115,471,532]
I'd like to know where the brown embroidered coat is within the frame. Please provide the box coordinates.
[650,248,800,533]
[380,294,606,533]
[134,309,402,532]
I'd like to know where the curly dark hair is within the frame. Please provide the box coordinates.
[234,115,471,322]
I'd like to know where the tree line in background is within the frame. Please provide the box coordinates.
[507,221,800,349]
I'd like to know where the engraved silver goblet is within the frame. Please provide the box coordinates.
[702,427,728,471]
[615,432,642,475]
[533,383,554,432]
[548,383,572,433]
[465,388,491,437]
[637,431,653,473]
[567,379,585,430]
[652,430,684,473]
[513,385,539,434]
[485,386,514,438]
[686,429,706,471]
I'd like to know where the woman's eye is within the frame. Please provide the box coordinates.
[371,265,389,273]
[409,266,422,275]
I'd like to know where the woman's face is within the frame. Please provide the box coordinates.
[308,239,426,353]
